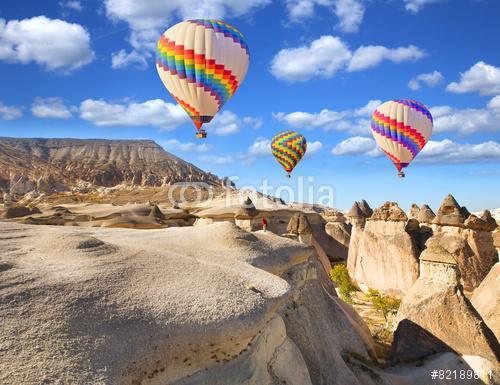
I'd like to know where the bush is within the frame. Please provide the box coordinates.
[329,264,357,303]
[366,289,401,326]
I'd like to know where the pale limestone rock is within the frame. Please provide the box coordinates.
[433,194,468,227]
[428,225,498,292]
[0,221,379,385]
[471,263,499,340]
[417,204,436,224]
[347,202,420,297]
[392,252,500,366]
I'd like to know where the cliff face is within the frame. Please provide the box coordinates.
[0,137,226,194]
[347,202,423,296]
[347,196,498,297]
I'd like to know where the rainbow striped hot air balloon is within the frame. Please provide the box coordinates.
[371,99,433,177]
[156,19,249,139]
[271,130,307,177]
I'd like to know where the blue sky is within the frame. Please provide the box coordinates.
[0,0,499,211]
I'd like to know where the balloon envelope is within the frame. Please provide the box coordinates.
[156,19,249,137]
[370,99,433,176]
[271,131,307,176]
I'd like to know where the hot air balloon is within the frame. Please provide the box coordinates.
[271,131,307,177]
[370,99,433,177]
[156,19,249,139]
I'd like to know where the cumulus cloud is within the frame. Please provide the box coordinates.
[104,0,269,67]
[332,136,500,164]
[408,70,444,90]
[347,45,425,72]
[305,140,323,156]
[331,136,380,157]
[199,155,234,165]
[431,103,500,135]
[419,139,500,163]
[446,62,500,96]
[0,16,94,71]
[270,35,424,82]
[487,95,500,110]
[111,49,148,70]
[59,1,83,11]
[162,139,212,153]
[31,97,73,119]
[273,99,379,134]
[285,0,365,33]
[270,36,352,82]
[404,0,442,13]
[79,99,189,131]
[248,137,271,156]
[0,102,23,120]
[206,111,262,136]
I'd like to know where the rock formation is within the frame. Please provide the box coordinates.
[347,202,421,296]
[432,194,468,227]
[417,204,436,223]
[324,209,351,260]
[0,221,377,385]
[0,137,228,196]
[429,196,498,292]
[2,205,41,219]
[407,203,420,220]
[471,263,499,340]
[392,244,499,370]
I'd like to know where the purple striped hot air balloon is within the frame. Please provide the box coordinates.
[370,99,433,177]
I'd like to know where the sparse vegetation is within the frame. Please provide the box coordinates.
[329,264,358,303]
[366,289,401,327]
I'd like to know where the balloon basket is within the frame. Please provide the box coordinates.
[285,173,291,178]
[397,172,405,178]
[196,130,207,139]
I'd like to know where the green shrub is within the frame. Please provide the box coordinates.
[329,264,357,303]
[366,289,401,326]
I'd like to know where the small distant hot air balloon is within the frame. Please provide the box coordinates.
[271,131,307,177]
[156,19,249,139]
[370,99,433,177]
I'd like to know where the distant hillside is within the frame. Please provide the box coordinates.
[0,137,227,195]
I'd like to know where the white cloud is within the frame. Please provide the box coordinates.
[206,111,262,136]
[332,136,500,164]
[446,62,500,96]
[0,102,22,120]
[347,45,425,72]
[285,0,365,33]
[408,70,444,90]
[199,155,234,165]
[419,139,500,163]
[353,99,382,116]
[270,35,424,82]
[242,116,263,129]
[431,104,500,135]
[273,109,347,129]
[248,137,271,156]
[270,36,352,82]
[79,99,189,131]
[31,97,72,119]
[273,99,380,134]
[331,136,381,157]
[404,0,441,13]
[162,139,212,153]
[305,140,323,156]
[111,49,148,70]
[0,16,94,71]
[60,1,83,11]
[487,95,500,110]
[104,0,269,62]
